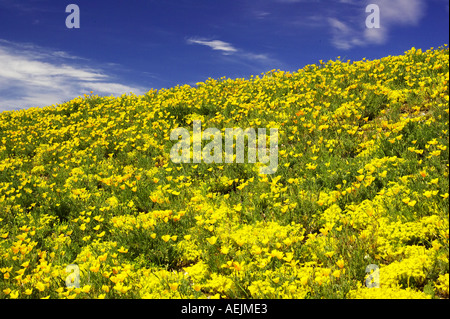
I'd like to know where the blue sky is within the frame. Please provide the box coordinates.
[0,0,448,112]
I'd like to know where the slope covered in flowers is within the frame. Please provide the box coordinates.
[0,46,448,299]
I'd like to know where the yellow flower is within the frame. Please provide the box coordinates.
[206,236,218,245]
[322,268,331,277]
[232,261,244,271]
[270,249,284,260]
[430,150,441,156]
[283,252,294,262]
[332,270,341,278]
[300,276,309,286]
[97,231,106,238]
[169,283,179,291]
[423,191,433,198]
[193,284,201,292]
[81,285,91,293]
[336,259,345,269]
[430,178,439,184]
[325,251,335,258]
[35,282,46,292]
[107,196,119,207]
[113,282,130,294]
[260,193,268,200]
[99,252,108,261]
[90,264,100,273]
[162,235,171,242]
[10,290,19,299]
[408,200,417,207]
[315,276,324,286]
[118,246,128,253]
[15,268,25,276]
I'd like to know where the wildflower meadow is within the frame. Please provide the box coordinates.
[0,46,448,299]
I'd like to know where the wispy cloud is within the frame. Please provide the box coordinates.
[0,40,146,112]
[186,38,238,55]
[186,37,282,71]
[328,0,427,50]
[328,17,365,50]
[377,0,426,25]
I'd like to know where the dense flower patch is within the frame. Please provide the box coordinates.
[0,46,448,299]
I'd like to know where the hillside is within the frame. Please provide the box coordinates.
[0,46,448,299]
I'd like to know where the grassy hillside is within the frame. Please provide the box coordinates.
[0,46,448,299]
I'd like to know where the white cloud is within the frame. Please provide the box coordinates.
[328,18,365,50]
[363,27,387,45]
[0,40,146,112]
[186,38,238,55]
[238,52,275,64]
[252,10,271,19]
[186,37,282,71]
[327,0,426,50]
[376,0,426,25]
